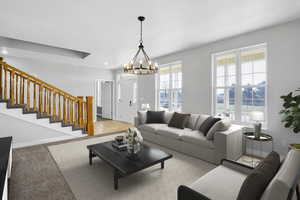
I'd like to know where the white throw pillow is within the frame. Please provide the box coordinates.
[137,111,147,125]
[186,114,200,130]
[164,111,174,124]
[206,119,232,140]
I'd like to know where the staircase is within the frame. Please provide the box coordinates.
[0,57,94,137]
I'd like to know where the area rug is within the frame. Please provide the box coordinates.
[48,134,216,200]
[10,145,76,200]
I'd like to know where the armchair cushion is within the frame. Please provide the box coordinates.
[261,149,300,200]
[190,165,247,200]
[236,151,281,200]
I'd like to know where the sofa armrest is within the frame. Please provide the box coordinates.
[178,185,211,200]
[214,124,243,163]
[134,116,140,127]
[221,159,254,174]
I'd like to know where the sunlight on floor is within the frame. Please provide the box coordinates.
[94,120,134,136]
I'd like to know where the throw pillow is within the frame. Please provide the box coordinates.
[236,151,281,200]
[186,114,200,130]
[164,111,174,124]
[146,111,165,124]
[206,119,232,140]
[168,112,191,129]
[195,114,210,130]
[199,117,221,136]
[137,111,147,125]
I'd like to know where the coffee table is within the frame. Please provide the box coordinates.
[87,141,173,190]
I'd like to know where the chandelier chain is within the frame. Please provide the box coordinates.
[140,20,143,44]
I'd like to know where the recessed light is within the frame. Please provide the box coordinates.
[104,62,109,66]
[1,48,8,55]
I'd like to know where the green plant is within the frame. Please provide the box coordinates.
[280,89,300,133]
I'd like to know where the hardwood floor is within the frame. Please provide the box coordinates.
[94,120,134,136]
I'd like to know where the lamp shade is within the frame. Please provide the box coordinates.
[141,103,150,110]
[250,111,264,122]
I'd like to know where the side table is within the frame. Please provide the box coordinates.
[243,132,274,167]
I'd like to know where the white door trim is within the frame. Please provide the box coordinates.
[94,79,115,121]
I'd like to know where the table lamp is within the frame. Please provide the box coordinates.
[141,103,150,111]
[250,111,264,139]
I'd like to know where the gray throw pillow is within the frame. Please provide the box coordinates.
[199,117,221,136]
[168,112,191,129]
[146,111,165,124]
[237,152,281,200]
[195,114,210,130]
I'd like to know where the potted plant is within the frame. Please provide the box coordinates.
[280,88,300,150]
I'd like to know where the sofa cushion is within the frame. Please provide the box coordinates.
[186,114,200,130]
[156,126,192,139]
[137,111,147,124]
[195,114,210,130]
[138,123,168,133]
[199,117,221,136]
[237,151,281,200]
[146,111,165,124]
[181,131,215,149]
[206,119,232,140]
[190,165,247,200]
[168,112,191,129]
[164,111,174,124]
[261,149,300,200]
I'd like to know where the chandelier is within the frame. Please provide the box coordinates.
[123,16,158,75]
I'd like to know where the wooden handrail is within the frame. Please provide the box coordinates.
[0,57,94,136]
[1,61,78,100]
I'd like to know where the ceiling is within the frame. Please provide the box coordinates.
[0,0,300,69]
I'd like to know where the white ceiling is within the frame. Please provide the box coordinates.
[0,0,300,69]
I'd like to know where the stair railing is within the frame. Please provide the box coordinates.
[0,57,94,136]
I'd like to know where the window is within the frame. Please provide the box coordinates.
[213,44,267,125]
[157,62,182,112]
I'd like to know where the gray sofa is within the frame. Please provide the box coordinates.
[134,111,243,164]
[178,149,300,200]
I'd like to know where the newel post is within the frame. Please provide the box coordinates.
[0,57,3,99]
[86,96,94,136]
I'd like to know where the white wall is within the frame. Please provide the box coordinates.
[4,56,113,97]
[137,19,300,155]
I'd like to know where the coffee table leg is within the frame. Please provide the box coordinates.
[161,161,164,169]
[89,149,93,165]
[114,169,119,190]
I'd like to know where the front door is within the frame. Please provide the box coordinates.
[117,76,137,124]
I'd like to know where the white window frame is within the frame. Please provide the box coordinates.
[212,43,268,127]
[156,61,183,112]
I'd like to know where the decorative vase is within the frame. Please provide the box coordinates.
[125,128,143,160]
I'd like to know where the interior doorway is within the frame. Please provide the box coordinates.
[116,74,138,124]
[95,80,114,121]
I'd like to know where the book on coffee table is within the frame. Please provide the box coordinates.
[112,141,127,151]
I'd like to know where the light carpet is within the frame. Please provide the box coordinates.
[48,134,216,200]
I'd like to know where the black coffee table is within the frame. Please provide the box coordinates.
[87,141,173,190]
